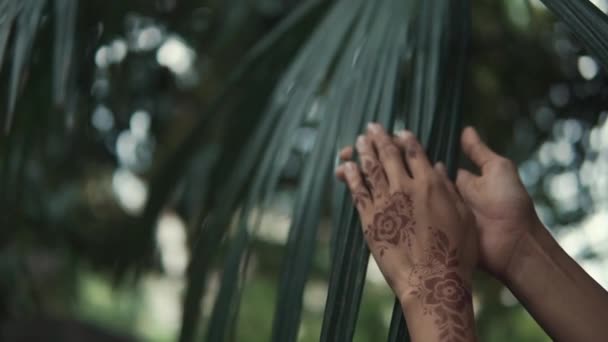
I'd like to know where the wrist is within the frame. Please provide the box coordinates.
[503,220,554,285]
[398,286,420,310]
[399,273,477,342]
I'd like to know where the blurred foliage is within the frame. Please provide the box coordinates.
[0,0,607,341]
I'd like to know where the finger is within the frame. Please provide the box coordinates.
[455,168,480,205]
[335,164,346,181]
[434,162,449,178]
[367,123,409,187]
[343,162,373,212]
[356,134,388,198]
[435,162,466,210]
[392,136,411,174]
[395,130,432,179]
[339,146,354,161]
[435,162,456,196]
[461,127,499,171]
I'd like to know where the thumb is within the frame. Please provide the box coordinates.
[461,127,498,171]
[456,168,479,205]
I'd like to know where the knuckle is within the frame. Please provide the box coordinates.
[346,174,359,186]
[427,174,443,188]
[416,175,435,192]
[496,157,515,169]
[404,134,419,146]
[405,140,421,156]
[416,174,437,192]
[381,143,401,157]
[361,158,378,174]
[345,174,357,187]
[360,157,373,170]
[471,143,484,155]
[396,184,413,197]
[345,170,360,185]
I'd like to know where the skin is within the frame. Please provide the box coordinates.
[455,127,538,281]
[336,123,478,342]
[456,127,608,342]
[338,124,608,342]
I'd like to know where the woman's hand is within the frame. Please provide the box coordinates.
[336,123,478,342]
[456,127,542,280]
[456,127,608,342]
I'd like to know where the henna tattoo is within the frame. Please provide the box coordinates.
[407,148,417,158]
[352,190,371,210]
[363,159,383,182]
[364,192,415,256]
[408,227,472,342]
[361,158,386,196]
[363,175,374,193]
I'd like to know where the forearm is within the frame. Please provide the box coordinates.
[399,280,477,342]
[505,223,608,342]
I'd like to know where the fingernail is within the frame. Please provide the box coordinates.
[356,135,366,145]
[367,122,380,132]
[398,130,412,138]
[465,126,478,137]
[335,167,346,180]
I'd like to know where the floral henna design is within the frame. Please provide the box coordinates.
[409,227,472,342]
[407,147,418,158]
[364,192,416,256]
[363,159,383,181]
[362,159,386,197]
[352,190,371,210]
[363,176,374,193]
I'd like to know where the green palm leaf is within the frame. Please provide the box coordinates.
[321,0,411,340]
[0,0,18,73]
[193,0,471,340]
[5,0,46,133]
[177,2,332,341]
[1,0,78,133]
[52,0,77,108]
[541,0,608,70]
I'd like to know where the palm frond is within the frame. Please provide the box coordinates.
[176,2,332,341]
[52,0,77,108]
[195,0,470,340]
[320,0,412,340]
[0,0,18,73]
[5,0,46,134]
[206,0,369,339]
[1,0,78,133]
[541,0,608,70]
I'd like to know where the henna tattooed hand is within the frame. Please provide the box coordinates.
[456,127,542,280]
[336,123,478,342]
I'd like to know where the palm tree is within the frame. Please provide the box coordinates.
[0,0,607,341]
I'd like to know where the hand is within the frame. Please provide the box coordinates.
[336,123,477,340]
[456,127,542,280]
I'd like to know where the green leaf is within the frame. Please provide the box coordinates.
[5,0,46,134]
[541,0,608,71]
[52,0,77,108]
[321,0,412,340]
[0,0,19,73]
[177,2,333,342]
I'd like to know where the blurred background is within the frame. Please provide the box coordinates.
[0,0,607,341]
